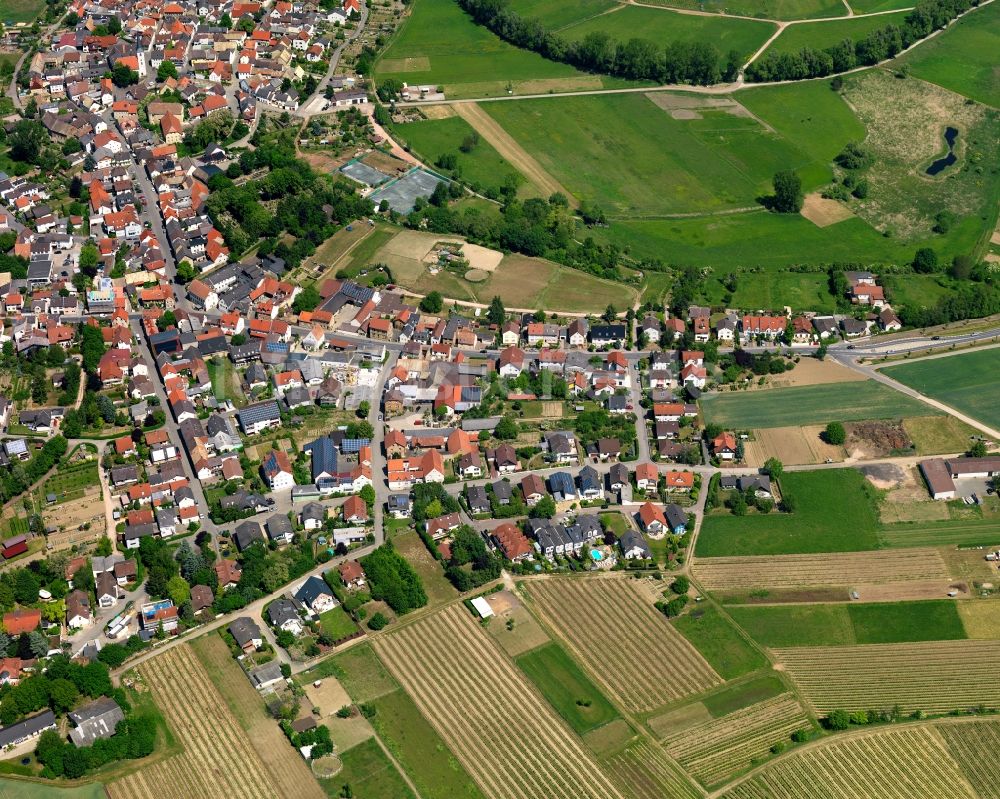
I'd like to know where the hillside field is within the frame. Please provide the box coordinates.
[699,380,938,429]
[882,349,1000,432]
[765,11,910,55]
[637,0,846,19]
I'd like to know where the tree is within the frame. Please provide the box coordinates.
[157,310,177,332]
[825,709,850,730]
[360,484,376,508]
[14,569,40,604]
[357,400,370,419]
[420,291,443,313]
[166,576,191,607]
[763,457,784,482]
[96,536,113,557]
[603,304,617,323]
[111,62,138,87]
[529,495,556,519]
[493,415,518,440]
[262,561,289,593]
[8,120,45,164]
[48,678,79,713]
[912,247,939,274]
[824,421,846,445]
[770,170,803,213]
[487,296,505,327]
[292,284,321,314]
[157,60,178,81]
[968,440,988,458]
[671,575,690,594]
[27,631,49,659]
[367,612,388,630]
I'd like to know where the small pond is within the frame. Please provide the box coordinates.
[926,126,959,176]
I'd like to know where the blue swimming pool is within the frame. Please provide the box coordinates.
[590,549,604,561]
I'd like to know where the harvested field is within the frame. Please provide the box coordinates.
[647,702,713,738]
[746,357,865,389]
[957,601,1000,640]
[485,591,550,657]
[774,640,1000,713]
[372,605,625,799]
[693,549,949,591]
[723,725,977,799]
[525,577,721,713]
[937,721,1000,799]
[108,644,315,799]
[378,56,431,72]
[603,740,701,799]
[661,694,811,787]
[742,425,842,467]
[800,192,854,227]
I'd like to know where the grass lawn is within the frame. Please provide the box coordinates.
[696,469,882,556]
[36,460,99,505]
[729,600,968,647]
[312,643,400,701]
[766,11,909,56]
[390,116,532,196]
[599,512,628,536]
[319,606,359,640]
[0,0,45,23]
[376,0,602,99]
[515,642,619,734]
[392,531,456,605]
[847,0,914,11]
[559,8,776,64]
[895,0,1000,107]
[725,271,837,313]
[903,415,982,456]
[369,688,486,799]
[883,349,1000,432]
[483,90,847,217]
[318,738,415,799]
[672,604,768,679]
[700,380,938,429]
[700,672,787,717]
[207,357,248,408]
[882,273,958,311]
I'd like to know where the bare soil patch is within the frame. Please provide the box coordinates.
[754,357,866,389]
[454,102,571,200]
[461,242,504,271]
[465,268,488,282]
[419,104,456,120]
[878,465,951,522]
[671,108,702,119]
[801,192,855,227]
[305,677,352,718]
[361,150,411,175]
[743,425,843,467]
[648,702,713,738]
[853,580,969,602]
[847,419,912,459]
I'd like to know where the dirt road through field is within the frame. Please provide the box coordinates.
[453,102,572,202]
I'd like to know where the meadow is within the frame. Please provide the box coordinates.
[765,11,910,55]
[728,600,968,648]
[699,380,939,429]
[318,738,416,799]
[375,0,612,98]
[638,0,846,19]
[671,604,768,680]
[896,0,1000,108]
[0,783,106,799]
[883,348,1000,432]
[558,7,776,63]
[695,469,882,557]
[482,90,852,217]
[390,114,533,197]
[720,271,837,314]
[0,0,44,23]
[507,0,615,29]
[515,642,620,734]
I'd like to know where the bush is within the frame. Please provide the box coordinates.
[367,612,388,631]
[823,421,846,445]
[670,575,690,595]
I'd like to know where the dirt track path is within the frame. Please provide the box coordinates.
[453,102,572,202]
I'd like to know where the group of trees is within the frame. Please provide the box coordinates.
[444,526,503,591]
[0,655,113,728]
[36,712,155,779]
[205,129,372,266]
[0,435,67,506]
[747,0,980,81]
[360,544,427,614]
[402,193,625,283]
[457,0,740,85]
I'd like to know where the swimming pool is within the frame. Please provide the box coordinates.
[590,549,604,562]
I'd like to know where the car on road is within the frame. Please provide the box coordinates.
[847,345,855,350]
[931,336,941,340]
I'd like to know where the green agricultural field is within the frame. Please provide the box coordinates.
[508,0,615,29]
[672,604,768,679]
[0,781,106,799]
[729,600,967,647]
[638,0,846,20]
[883,349,1000,432]
[765,11,910,56]
[376,0,607,98]
[701,672,788,717]
[699,380,940,429]
[559,7,776,63]
[847,0,914,12]
[896,0,1000,107]
[319,738,416,799]
[483,91,847,217]
[695,469,882,556]
[515,642,619,734]
[390,115,531,196]
[880,519,1000,549]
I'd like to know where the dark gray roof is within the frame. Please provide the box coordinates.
[68,698,124,747]
[229,616,262,648]
[0,710,56,748]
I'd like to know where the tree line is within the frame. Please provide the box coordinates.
[457,0,740,85]
[746,0,979,82]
